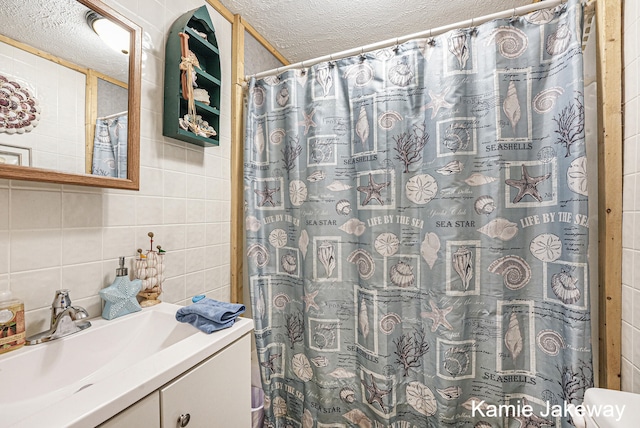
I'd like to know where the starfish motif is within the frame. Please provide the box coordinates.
[260,352,281,378]
[356,173,390,206]
[423,87,454,119]
[299,108,317,135]
[505,164,551,203]
[99,276,142,320]
[511,398,554,428]
[420,299,454,332]
[302,290,320,312]
[254,183,280,207]
[361,373,392,413]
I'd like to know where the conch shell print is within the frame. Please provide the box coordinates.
[487,27,528,59]
[299,230,309,259]
[504,311,523,364]
[254,123,265,155]
[421,232,440,269]
[465,173,497,186]
[355,105,370,148]
[537,329,566,356]
[316,64,333,97]
[347,249,375,280]
[452,247,473,290]
[436,160,464,175]
[359,298,370,339]
[317,241,336,278]
[339,218,366,236]
[379,312,402,335]
[378,111,403,130]
[269,128,286,145]
[487,255,531,290]
[551,266,581,304]
[448,30,470,69]
[406,381,437,416]
[533,87,564,114]
[477,218,518,241]
[436,386,462,400]
[503,80,521,133]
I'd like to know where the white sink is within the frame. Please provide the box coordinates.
[0,302,254,427]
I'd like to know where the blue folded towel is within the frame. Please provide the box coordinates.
[176,298,246,333]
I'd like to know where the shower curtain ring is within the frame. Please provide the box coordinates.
[393,37,400,53]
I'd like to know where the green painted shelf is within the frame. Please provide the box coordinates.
[163,6,221,147]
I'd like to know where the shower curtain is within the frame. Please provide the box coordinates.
[91,113,128,178]
[244,1,591,426]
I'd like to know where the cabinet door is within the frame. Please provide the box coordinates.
[160,334,252,428]
[98,391,160,428]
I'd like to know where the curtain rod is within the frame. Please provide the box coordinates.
[245,0,565,81]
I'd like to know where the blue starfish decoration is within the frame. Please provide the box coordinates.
[99,276,142,320]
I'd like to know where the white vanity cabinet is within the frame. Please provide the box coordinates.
[98,334,252,428]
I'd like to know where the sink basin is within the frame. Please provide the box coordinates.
[0,302,254,427]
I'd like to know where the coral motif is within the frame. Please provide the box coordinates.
[339,218,366,236]
[436,160,464,175]
[247,244,269,268]
[503,80,522,133]
[477,218,519,241]
[355,105,370,148]
[316,64,334,97]
[551,266,581,304]
[474,196,496,215]
[378,111,403,130]
[281,136,302,178]
[388,57,414,86]
[420,232,440,269]
[317,241,336,278]
[553,92,585,157]
[488,255,532,290]
[448,30,470,69]
[336,199,352,215]
[567,156,588,196]
[406,381,437,416]
[505,312,523,364]
[405,174,438,204]
[546,23,572,56]
[530,233,562,262]
[289,180,307,206]
[452,247,474,290]
[443,347,470,378]
[443,123,471,153]
[394,123,429,173]
[374,232,400,257]
[537,329,566,356]
[380,313,402,335]
[389,260,415,288]
[487,27,528,59]
[347,249,375,280]
[343,62,374,86]
[533,87,564,114]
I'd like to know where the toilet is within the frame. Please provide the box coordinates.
[568,388,640,428]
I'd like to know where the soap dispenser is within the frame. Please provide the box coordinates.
[99,257,142,320]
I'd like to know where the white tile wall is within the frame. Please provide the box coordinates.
[1,0,233,337]
[622,0,640,394]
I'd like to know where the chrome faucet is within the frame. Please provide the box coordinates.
[25,290,91,345]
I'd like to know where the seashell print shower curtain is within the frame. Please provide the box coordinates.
[244,1,592,426]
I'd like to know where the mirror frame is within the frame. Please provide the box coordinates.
[0,0,141,190]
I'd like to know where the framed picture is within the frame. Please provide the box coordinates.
[0,144,31,166]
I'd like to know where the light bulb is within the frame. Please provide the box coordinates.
[87,12,130,55]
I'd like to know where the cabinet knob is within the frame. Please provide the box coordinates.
[178,413,191,427]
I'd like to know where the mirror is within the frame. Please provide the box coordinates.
[0,0,141,189]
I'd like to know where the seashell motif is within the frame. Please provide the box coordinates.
[313,325,336,349]
[272,396,287,418]
[340,387,356,403]
[343,409,371,426]
[299,230,309,259]
[462,397,489,411]
[436,160,464,175]
[537,329,566,356]
[378,111,403,130]
[327,181,352,191]
[374,232,400,257]
[436,386,462,400]
[406,381,437,416]
[336,199,352,215]
[317,241,336,278]
[503,80,521,133]
[551,266,581,304]
[530,233,562,262]
[388,57,414,87]
[389,260,415,288]
[307,170,326,182]
[289,180,307,206]
[269,128,286,145]
[567,156,588,196]
[537,146,557,163]
[380,312,402,335]
[448,30,470,69]
[546,23,572,56]
[329,368,355,378]
[343,62,374,86]
[477,218,518,241]
[405,174,438,204]
[474,195,496,215]
[533,87,564,114]
[254,123,265,155]
[488,255,531,290]
[292,353,313,382]
[251,86,265,107]
[316,64,333,97]
[302,409,313,428]
[281,253,297,275]
[268,228,287,248]
[465,173,497,186]
[452,247,473,290]
[256,286,266,320]
[443,123,471,153]
[505,312,523,363]
[421,232,440,269]
[526,9,555,24]
[262,76,280,86]
[247,244,269,268]
[347,249,375,280]
[355,105,370,148]
[443,347,470,378]
[359,298,369,339]
[487,27,528,59]
[295,68,308,87]
[310,356,329,367]
[475,422,493,428]
[245,215,261,232]
[339,218,366,236]
[273,293,291,309]
[276,84,290,107]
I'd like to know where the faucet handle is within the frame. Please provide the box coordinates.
[51,289,72,325]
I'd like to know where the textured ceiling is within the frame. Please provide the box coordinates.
[220,0,532,64]
[0,0,129,82]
